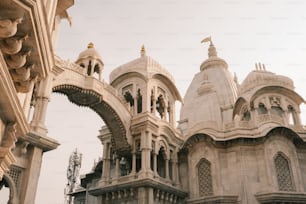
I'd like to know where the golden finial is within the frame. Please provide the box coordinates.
[141,45,146,57]
[87,42,94,49]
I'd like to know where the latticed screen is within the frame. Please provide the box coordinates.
[198,159,213,196]
[274,153,295,191]
[8,165,23,187]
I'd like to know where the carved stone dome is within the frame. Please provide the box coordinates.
[76,42,103,63]
[75,42,104,79]
[110,46,176,86]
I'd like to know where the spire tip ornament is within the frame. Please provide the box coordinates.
[87,42,94,49]
[201,36,217,58]
[141,44,146,57]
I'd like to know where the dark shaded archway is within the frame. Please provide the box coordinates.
[52,84,131,156]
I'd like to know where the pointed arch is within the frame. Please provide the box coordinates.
[197,158,213,196]
[232,97,248,119]
[274,152,295,191]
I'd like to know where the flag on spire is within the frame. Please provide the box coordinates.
[201,36,212,44]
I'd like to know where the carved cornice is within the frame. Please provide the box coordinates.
[24,131,59,152]
[0,53,30,136]
[255,191,306,203]
[0,0,54,93]
[187,195,238,204]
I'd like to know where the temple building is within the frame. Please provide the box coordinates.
[1,0,306,204]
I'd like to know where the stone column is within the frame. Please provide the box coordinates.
[114,156,120,181]
[169,102,175,127]
[295,110,302,125]
[100,142,110,184]
[20,146,43,204]
[140,130,152,177]
[165,158,169,180]
[151,95,156,115]
[153,153,157,176]
[163,102,168,121]
[131,152,136,175]
[138,187,146,204]
[134,95,138,115]
[30,75,53,135]
[174,159,180,186]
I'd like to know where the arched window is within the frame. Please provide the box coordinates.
[137,89,142,113]
[274,152,295,191]
[241,105,251,121]
[198,158,213,196]
[157,147,166,178]
[156,94,166,118]
[87,60,92,76]
[258,103,268,114]
[124,91,134,107]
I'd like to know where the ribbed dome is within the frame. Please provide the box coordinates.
[240,69,294,94]
[110,46,175,85]
[76,42,103,62]
[179,41,238,135]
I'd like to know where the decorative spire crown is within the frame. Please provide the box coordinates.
[201,36,217,58]
[141,45,146,57]
[87,42,94,49]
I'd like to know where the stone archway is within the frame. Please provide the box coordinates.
[52,57,132,156]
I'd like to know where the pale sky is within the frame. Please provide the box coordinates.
[5,0,306,203]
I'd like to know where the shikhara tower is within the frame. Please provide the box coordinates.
[1,1,306,204]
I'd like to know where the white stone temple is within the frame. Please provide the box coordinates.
[1,1,306,204]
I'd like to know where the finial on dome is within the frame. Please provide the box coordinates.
[201,36,217,58]
[141,45,146,57]
[255,62,267,71]
[88,42,94,49]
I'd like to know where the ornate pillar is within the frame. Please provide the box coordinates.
[140,130,152,177]
[30,75,53,135]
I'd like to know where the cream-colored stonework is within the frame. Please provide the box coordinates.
[1,1,306,204]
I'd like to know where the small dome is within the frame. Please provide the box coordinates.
[240,67,294,94]
[76,42,103,63]
[110,46,175,85]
